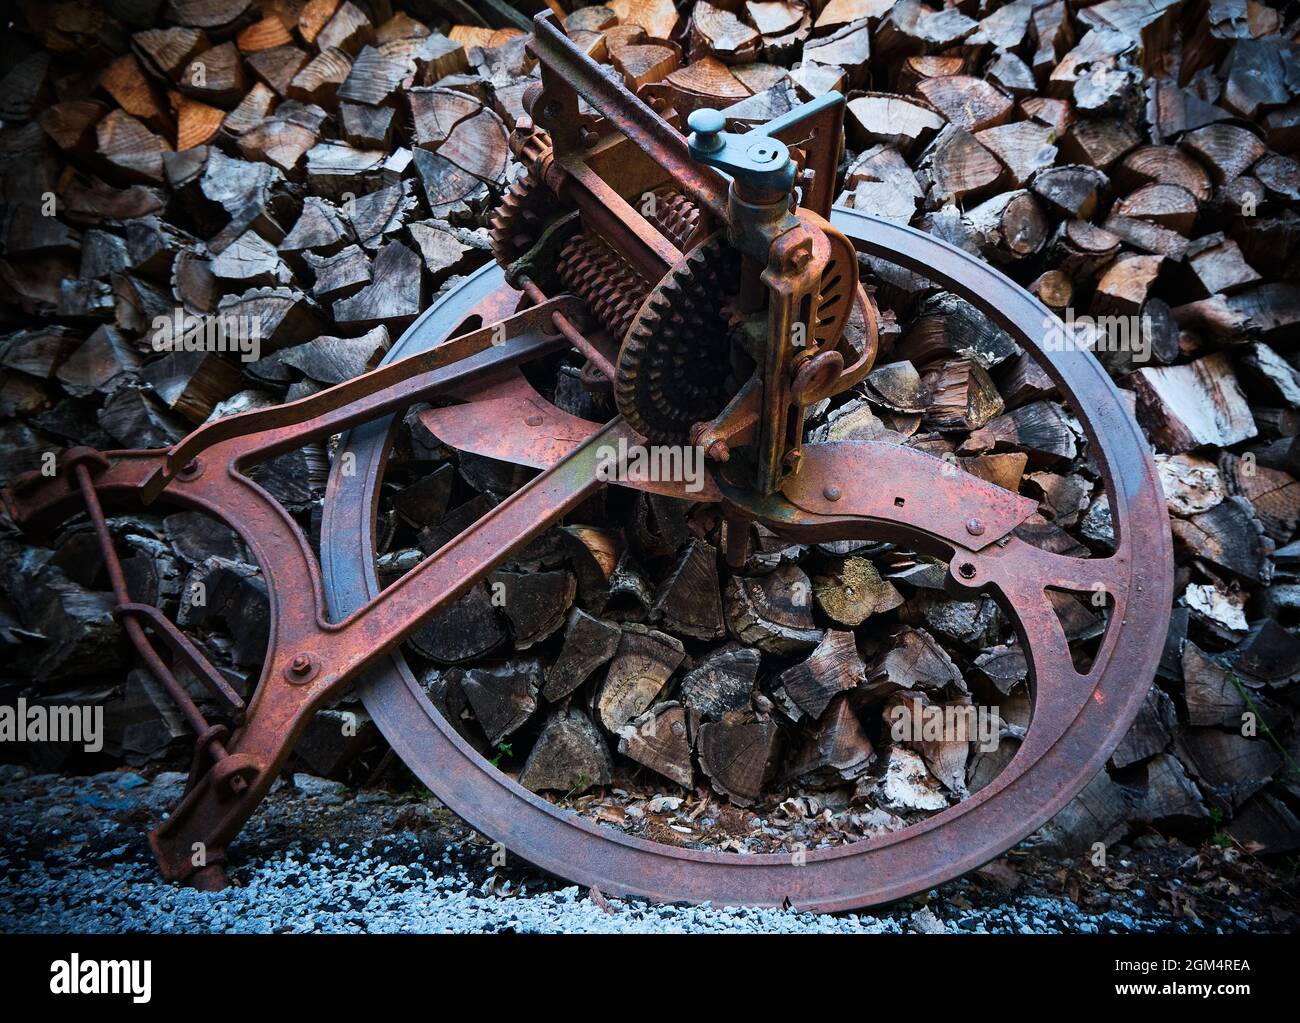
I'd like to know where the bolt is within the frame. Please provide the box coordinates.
[823,484,842,502]
[706,439,730,462]
[290,654,311,676]
[687,108,726,153]
[966,518,985,536]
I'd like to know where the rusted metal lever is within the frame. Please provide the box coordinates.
[135,295,584,505]
[5,303,629,887]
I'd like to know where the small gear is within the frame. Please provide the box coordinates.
[615,233,742,444]
[645,187,708,252]
[488,170,556,269]
[557,232,650,343]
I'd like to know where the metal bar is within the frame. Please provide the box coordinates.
[556,157,678,280]
[142,297,584,503]
[117,602,246,716]
[520,279,618,382]
[530,11,731,223]
[324,418,630,667]
[72,463,237,773]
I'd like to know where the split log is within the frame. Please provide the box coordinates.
[609,0,680,40]
[724,562,822,653]
[560,525,621,612]
[884,691,971,796]
[610,43,679,91]
[304,244,371,302]
[332,239,424,330]
[135,26,210,83]
[973,642,1028,696]
[1182,641,1246,728]
[518,707,612,794]
[690,2,760,65]
[55,326,142,398]
[279,196,355,262]
[409,581,505,663]
[898,293,1018,370]
[679,644,759,720]
[921,357,1004,431]
[99,54,173,137]
[916,76,1011,133]
[1184,233,1261,297]
[1113,183,1198,234]
[653,540,724,640]
[1125,352,1258,453]
[1111,684,1176,769]
[1117,144,1212,201]
[97,111,171,185]
[543,608,622,702]
[246,44,310,96]
[801,20,872,87]
[846,93,944,155]
[461,659,541,746]
[975,121,1058,186]
[140,350,241,423]
[618,701,693,788]
[592,624,685,733]
[863,626,965,701]
[1220,452,1300,543]
[959,451,1030,492]
[926,126,1003,204]
[1182,123,1268,185]
[1093,253,1163,316]
[1231,618,1300,688]
[773,630,866,721]
[961,400,1078,468]
[783,695,875,784]
[211,229,292,286]
[1170,496,1273,584]
[1176,729,1281,812]
[697,711,781,805]
[1032,164,1107,220]
[487,569,576,650]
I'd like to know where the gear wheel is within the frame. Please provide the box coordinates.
[488,170,556,268]
[646,186,707,252]
[557,232,649,343]
[615,233,742,444]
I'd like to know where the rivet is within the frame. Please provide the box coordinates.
[966,518,985,536]
[823,485,842,501]
[525,413,544,427]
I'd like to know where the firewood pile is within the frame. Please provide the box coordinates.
[1,0,1298,860]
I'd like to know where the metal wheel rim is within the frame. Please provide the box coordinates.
[321,215,1173,912]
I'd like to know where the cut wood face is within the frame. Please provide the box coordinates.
[6,0,1296,912]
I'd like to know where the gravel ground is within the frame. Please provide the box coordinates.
[1,765,1294,934]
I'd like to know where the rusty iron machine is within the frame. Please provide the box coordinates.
[5,13,1173,912]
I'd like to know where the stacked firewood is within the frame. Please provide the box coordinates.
[0,0,1297,857]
